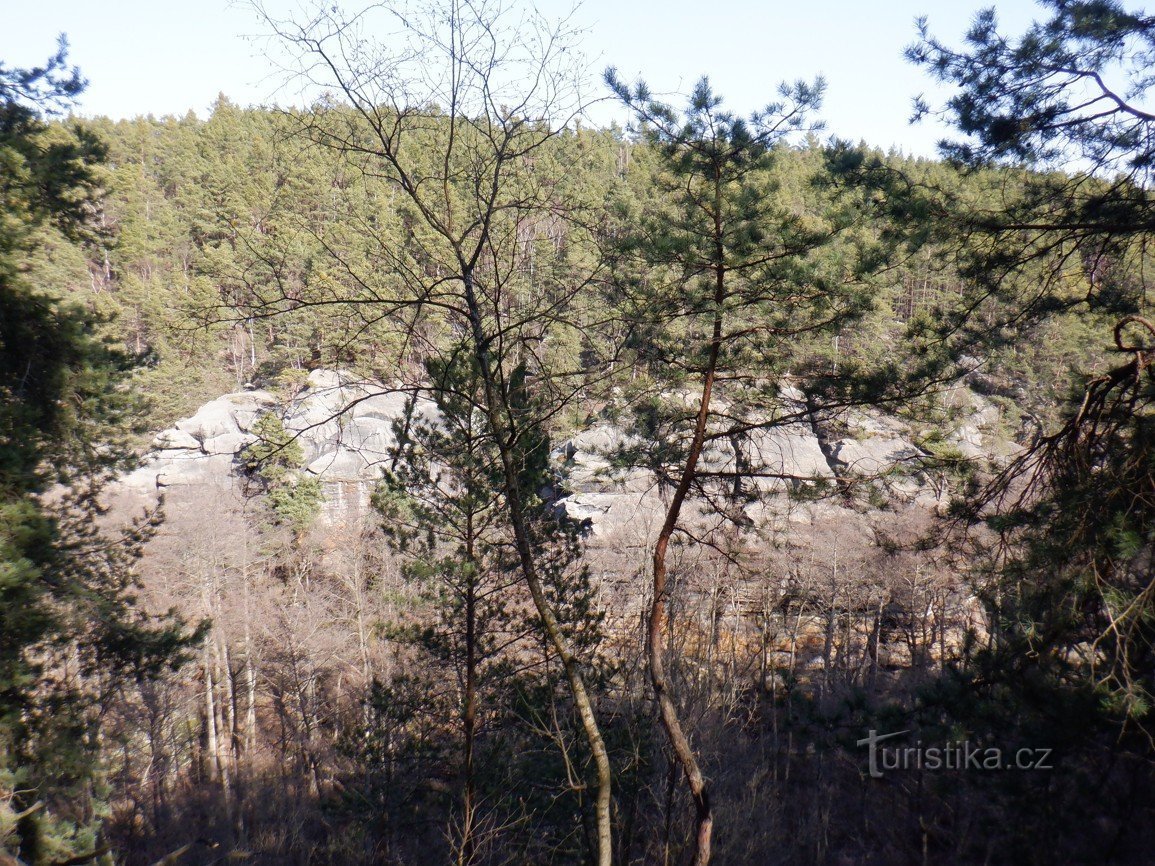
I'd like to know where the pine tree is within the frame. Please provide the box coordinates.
[909,0,1155,720]
[241,412,324,534]
[605,71,886,864]
[369,350,607,862]
[0,40,203,865]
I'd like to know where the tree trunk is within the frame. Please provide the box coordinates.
[462,266,613,866]
[648,240,725,865]
[460,516,479,866]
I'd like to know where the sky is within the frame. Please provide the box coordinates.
[3,0,1044,157]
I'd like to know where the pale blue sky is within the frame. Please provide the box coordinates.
[3,0,1042,156]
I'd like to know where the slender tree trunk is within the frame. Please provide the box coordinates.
[867,598,884,685]
[220,642,238,765]
[460,515,479,866]
[300,669,322,798]
[204,653,222,788]
[662,755,677,866]
[648,220,725,865]
[243,646,257,757]
[212,650,233,806]
[822,588,837,694]
[461,266,613,866]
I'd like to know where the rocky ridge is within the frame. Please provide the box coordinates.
[115,369,1007,540]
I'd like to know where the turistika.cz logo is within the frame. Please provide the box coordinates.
[857,729,1054,779]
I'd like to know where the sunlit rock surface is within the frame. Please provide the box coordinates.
[113,370,1006,534]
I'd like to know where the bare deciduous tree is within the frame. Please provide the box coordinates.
[243,2,619,861]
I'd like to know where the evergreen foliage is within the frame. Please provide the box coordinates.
[366,351,608,860]
[241,412,323,532]
[9,5,1155,863]
[0,42,202,865]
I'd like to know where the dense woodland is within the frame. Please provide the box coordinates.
[4,1,1155,864]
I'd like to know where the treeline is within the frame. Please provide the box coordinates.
[25,98,1121,435]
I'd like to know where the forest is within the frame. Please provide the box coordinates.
[3,1,1155,864]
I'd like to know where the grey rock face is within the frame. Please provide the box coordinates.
[113,373,427,522]
[829,436,920,476]
[120,390,278,495]
[743,424,835,487]
[112,371,1004,537]
[152,429,201,451]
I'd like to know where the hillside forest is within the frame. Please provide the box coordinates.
[4,1,1155,864]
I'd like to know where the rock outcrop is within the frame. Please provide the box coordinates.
[116,370,436,523]
[113,370,1008,538]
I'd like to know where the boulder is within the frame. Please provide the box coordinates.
[152,429,201,451]
[830,436,921,476]
[202,432,256,456]
[172,390,277,441]
[745,424,834,485]
[307,369,344,391]
[553,423,652,495]
[306,447,380,481]
[154,453,236,488]
[557,490,667,537]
